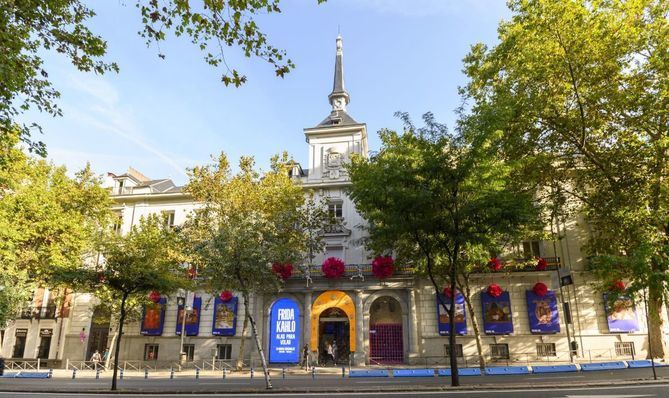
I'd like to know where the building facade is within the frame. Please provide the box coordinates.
[2,36,668,368]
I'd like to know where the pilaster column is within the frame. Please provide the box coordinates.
[354,289,365,366]
[408,288,420,355]
[304,291,312,350]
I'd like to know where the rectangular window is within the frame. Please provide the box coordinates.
[522,240,542,258]
[444,344,464,358]
[490,344,510,360]
[615,342,635,357]
[162,211,176,228]
[183,344,195,361]
[144,344,159,361]
[112,212,123,234]
[13,329,28,358]
[328,202,343,219]
[536,343,557,357]
[217,344,232,360]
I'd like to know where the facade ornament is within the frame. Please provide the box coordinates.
[350,263,365,281]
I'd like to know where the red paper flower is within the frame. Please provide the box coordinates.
[610,280,626,292]
[149,291,161,303]
[487,283,503,297]
[372,255,395,279]
[220,290,233,302]
[186,266,197,280]
[322,257,346,279]
[272,262,294,280]
[536,257,548,271]
[488,257,502,271]
[442,287,455,298]
[533,282,548,297]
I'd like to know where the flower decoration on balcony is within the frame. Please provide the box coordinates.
[186,265,197,280]
[322,257,346,279]
[272,262,294,280]
[220,290,233,302]
[442,287,457,298]
[488,257,502,271]
[536,257,548,271]
[486,283,503,298]
[372,255,394,279]
[97,271,106,283]
[609,280,626,293]
[533,282,549,297]
[149,290,161,303]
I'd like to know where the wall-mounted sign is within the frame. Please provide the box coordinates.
[39,329,53,337]
[176,296,201,336]
[481,291,513,335]
[604,293,639,333]
[526,290,560,334]
[15,329,28,337]
[436,293,467,335]
[141,297,166,336]
[269,298,300,363]
[212,296,238,336]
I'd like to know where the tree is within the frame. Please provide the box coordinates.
[460,0,669,358]
[1,0,324,154]
[0,129,111,327]
[184,152,309,389]
[54,215,191,391]
[347,113,539,386]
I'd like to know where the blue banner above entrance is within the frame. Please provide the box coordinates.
[269,298,300,363]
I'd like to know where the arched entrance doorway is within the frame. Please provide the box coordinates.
[369,296,403,364]
[86,305,111,361]
[310,291,355,366]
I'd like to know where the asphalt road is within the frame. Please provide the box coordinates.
[0,384,668,397]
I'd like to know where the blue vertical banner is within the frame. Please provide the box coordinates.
[212,296,238,336]
[436,293,467,335]
[176,296,201,336]
[141,297,166,336]
[604,293,639,333]
[526,290,560,334]
[269,298,300,363]
[481,291,513,335]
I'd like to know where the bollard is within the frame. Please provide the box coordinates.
[72,368,76,379]
[144,368,148,379]
[222,368,227,379]
[95,368,100,379]
[250,367,254,379]
[170,367,174,380]
[119,368,124,380]
[48,368,53,379]
[342,367,345,378]
[282,367,286,379]
[195,368,200,380]
[311,366,315,380]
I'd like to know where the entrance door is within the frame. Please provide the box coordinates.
[12,329,27,358]
[369,296,404,364]
[37,336,51,359]
[86,306,110,360]
[319,308,350,365]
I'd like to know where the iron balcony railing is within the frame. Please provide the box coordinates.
[18,305,58,320]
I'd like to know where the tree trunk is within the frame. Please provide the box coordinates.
[111,292,127,391]
[647,283,666,359]
[243,292,272,389]
[448,261,460,386]
[236,310,249,370]
[105,326,118,370]
[459,277,486,372]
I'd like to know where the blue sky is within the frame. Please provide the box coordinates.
[30,0,510,185]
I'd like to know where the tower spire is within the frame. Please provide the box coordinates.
[328,35,350,112]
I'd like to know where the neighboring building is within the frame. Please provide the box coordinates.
[3,36,668,368]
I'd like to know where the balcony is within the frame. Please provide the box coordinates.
[18,305,58,320]
[323,217,351,237]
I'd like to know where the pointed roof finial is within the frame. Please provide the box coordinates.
[329,34,349,112]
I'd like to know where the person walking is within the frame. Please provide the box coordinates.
[90,350,102,371]
[102,348,109,369]
[301,344,309,369]
[332,341,338,365]
[326,342,334,366]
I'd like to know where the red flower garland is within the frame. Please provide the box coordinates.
[533,282,548,297]
[442,287,456,298]
[322,257,346,279]
[220,290,233,302]
[487,283,503,298]
[488,257,502,271]
[272,262,294,280]
[186,266,197,280]
[97,271,106,283]
[610,280,626,292]
[536,257,548,271]
[372,255,394,279]
[149,291,161,303]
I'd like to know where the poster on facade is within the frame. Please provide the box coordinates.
[176,296,201,336]
[436,293,467,335]
[525,290,560,334]
[212,296,238,336]
[604,293,639,333]
[481,291,513,335]
[140,297,166,336]
[269,298,300,363]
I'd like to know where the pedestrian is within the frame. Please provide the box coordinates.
[90,350,102,370]
[332,341,338,365]
[102,348,109,369]
[301,344,309,369]
[326,342,334,366]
